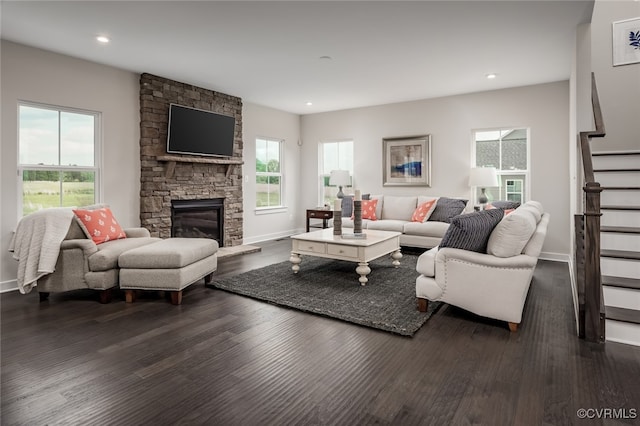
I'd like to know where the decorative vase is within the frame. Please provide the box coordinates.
[353,200,362,234]
[333,211,342,235]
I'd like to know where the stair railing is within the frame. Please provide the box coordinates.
[576,72,606,343]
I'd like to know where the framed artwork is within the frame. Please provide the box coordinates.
[382,135,431,187]
[612,17,640,66]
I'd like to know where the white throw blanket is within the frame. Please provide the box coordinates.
[8,208,75,294]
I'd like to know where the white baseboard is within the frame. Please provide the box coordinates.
[539,252,570,263]
[1,279,18,293]
[243,228,304,245]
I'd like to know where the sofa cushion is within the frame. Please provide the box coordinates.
[439,209,504,253]
[411,199,437,222]
[518,204,542,223]
[73,207,126,245]
[381,196,417,220]
[416,247,438,277]
[403,221,450,238]
[88,237,161,271]
[367,219,406,232]
[524,200,544,215]
[428,197,468,223]
[486,208,537,258]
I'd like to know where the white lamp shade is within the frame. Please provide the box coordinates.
[469,167,499,187]
[329,170,350,186]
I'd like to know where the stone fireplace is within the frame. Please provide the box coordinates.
[171,198,224,246]
[138,73,243,246]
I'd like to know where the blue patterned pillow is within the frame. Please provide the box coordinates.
[341,193,370,217]
[439,209,504,253]
[428,197,468,223]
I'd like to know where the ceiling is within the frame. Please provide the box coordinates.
[1,1,594,115]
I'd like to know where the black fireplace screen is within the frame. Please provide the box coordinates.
[171,198,224,247]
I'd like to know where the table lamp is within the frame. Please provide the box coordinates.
[469,167,499,204]
[329,170,350,199]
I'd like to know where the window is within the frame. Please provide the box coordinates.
[505,179,524,203]
[18,102,100,216]
[473,128,529,203]
[255,137,283,208]
[319,140,353,205]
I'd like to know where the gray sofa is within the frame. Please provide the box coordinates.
[340,195,468,248]
[36,218,160,303]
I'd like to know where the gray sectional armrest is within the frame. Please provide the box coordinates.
[124,227,151,238]
[60,239,98,257]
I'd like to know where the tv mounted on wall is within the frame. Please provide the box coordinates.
[167,104,235,157]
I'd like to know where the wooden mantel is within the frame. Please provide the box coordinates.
[157,155,244,178]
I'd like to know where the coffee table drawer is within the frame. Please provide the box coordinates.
[327,244,359,259]
[294,240,326,254]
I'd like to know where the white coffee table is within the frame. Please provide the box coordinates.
[290,228,402,285]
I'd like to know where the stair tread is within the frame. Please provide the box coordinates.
[606,306,640,325]
[603,275,640,290]
[601,226,640,234]
[601,249,640,260]
[600,186,640,190]
[594,168,640,172]
[601,205,640,210]
[593,151,640,156]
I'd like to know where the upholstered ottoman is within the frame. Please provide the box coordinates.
[118,238,218,305]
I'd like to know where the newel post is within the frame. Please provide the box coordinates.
[583,182,605,343]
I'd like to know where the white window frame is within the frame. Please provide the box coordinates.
[255,137,284,212]
[318,140,354,206]
[471,127,530,204]
[505,178,524,203]
[17,101,102,217]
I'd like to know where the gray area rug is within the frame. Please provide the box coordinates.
[210,253,441,336]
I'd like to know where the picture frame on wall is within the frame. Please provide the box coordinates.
[612,17,640,66]
[382,135,431,187]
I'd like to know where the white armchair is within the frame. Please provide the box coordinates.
[416,204,549,332]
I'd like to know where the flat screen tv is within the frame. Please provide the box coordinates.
[167,104,235,157]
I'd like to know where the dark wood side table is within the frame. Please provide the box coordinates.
[306,209,333,232]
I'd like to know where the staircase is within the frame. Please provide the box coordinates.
[593,151,640,346]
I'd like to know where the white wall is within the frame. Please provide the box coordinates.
[1,41,140,290]
[241,103,302,243]
[590,0,640,152]
[301,82,571,256]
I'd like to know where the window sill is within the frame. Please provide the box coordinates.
[255,206,288,215]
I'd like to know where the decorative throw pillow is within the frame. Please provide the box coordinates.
[486,208,537,257]
[353,199,378,220]
[72,207,127,245]
[488,200,521,210]
[341,195,354,217]
[411,199,437,222]
[439,209,504,253]
[341,194,370,217]
[428,197,468,223]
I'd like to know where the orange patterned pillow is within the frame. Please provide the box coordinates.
[73,207,127,245]
[411,199,437,222]
[361,199,379,220]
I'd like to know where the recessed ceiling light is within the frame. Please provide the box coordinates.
[486,73,497,79]
[96,36,110,44]
[305,101,313,106]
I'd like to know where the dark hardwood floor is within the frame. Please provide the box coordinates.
[2,239,639,425]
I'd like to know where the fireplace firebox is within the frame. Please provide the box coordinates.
[171,198,224,247]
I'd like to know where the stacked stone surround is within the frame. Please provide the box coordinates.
[139,73,243,246]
